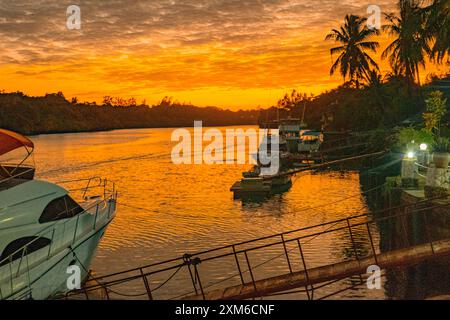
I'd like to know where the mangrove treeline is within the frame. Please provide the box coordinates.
[0,93,260,135]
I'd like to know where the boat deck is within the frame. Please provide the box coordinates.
[230,181,271,199]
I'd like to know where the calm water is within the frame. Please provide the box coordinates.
[29,127,389,299]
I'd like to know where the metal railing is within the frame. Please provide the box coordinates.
[62,193,449,301]
[0,164,35,186]
[0,177,117,300]
[414,162,450,184]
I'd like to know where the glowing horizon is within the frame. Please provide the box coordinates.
[0,1,448,110]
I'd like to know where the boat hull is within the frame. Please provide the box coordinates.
[14,225,107,300]
[0,201,116,300]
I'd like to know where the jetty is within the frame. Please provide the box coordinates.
[230,129,385,200]
[231,150,386,199]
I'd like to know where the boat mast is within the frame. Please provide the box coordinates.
[301,101,307,125]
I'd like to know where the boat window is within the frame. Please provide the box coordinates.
[39,196,84,223]
[65,196,84,217]
[39,197,67,223]
[0,237,51,266]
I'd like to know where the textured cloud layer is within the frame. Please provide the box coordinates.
[0,0,406,107]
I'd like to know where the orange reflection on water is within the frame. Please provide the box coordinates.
[31,127,383,299]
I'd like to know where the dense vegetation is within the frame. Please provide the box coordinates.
[260,0,449,132]
[0,93,260,135]
[259,74,450,131]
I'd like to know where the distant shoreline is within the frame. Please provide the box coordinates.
[0,92,260,136]
[27,124,259,137]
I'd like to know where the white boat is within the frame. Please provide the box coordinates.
[279,118,307,154]
[0,129,117,300]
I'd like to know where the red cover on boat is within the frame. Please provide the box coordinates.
[0,129,34,156]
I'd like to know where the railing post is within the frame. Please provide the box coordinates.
[346,219,363,284]
[9,256,13,294]
[192,259,205,300]
[244,251,257,295]
[103,284,110,300]
[25,251,31,293]
[140,268,153,300]
[93,204,99,230]
[346,219,359,261]
[400,207,410,247]
[73,212,81,245]
[48,228,55,259]
[232,245,245,285]
[107,200,111,219]
[184,254,198,295]
[366,223,379,266]
[84,288,90,300]
[297,239,312,300]
[16,247,26,277]
[422,211,435,254]
[82,178,92,199]
[104,179,107,202]
[281,234,293,274]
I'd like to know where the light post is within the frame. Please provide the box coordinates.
[401,150,418,189]
[418,143,430,167]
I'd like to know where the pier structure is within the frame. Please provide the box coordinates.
[231,150,386,199]
[231,131,386,200]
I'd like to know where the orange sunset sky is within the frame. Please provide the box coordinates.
[0,0,448,109]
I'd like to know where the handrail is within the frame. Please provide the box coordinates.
[79,193,449,288]
[414,162,450,171]
[414,162,450,184]
[0,166,35,185]
[0,197,108,266]
[55,177,115,194]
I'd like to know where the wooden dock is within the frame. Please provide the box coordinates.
[230,179,272,199]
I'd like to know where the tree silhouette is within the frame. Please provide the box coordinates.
[326,14,380,88]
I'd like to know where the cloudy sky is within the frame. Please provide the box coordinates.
[0,0,446,108]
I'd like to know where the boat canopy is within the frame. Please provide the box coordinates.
[0,129,34,156]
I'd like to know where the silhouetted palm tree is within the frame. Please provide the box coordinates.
[365,69,387,116]
[366,69,383,87]
[385,61,407,83]
[424,0,449,63]
[382,0,430,87]
[326,14,380,88]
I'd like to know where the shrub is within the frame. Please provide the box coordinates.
[394,127,435,152]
